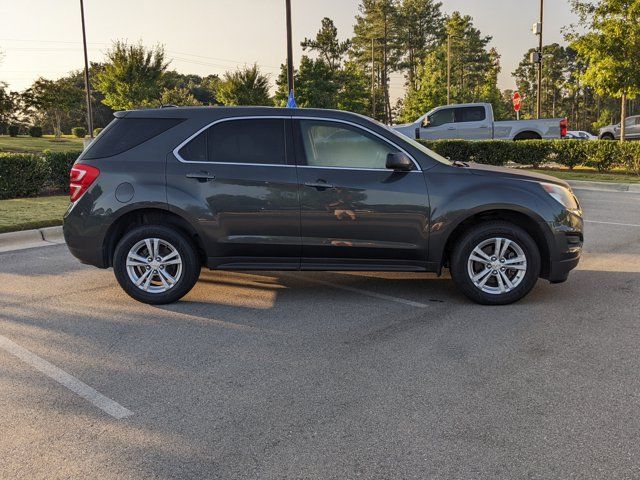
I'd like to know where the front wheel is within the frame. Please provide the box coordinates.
[450,222,541,305]
[113,225,200,304]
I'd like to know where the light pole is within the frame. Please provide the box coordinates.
[371,37,376,118]
[285,0,294,96]
[447,33,451,105]
[79,0,94,139]
[534,0,544,119]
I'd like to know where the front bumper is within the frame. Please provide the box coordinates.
[541,211,583,283]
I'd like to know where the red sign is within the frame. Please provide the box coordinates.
[513,91,522,112]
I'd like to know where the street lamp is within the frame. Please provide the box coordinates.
[79,0,94,139]
[532,0,544,119]
[285,0,294,98]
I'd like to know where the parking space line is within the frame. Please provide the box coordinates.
[0,335,133,419]
[585,220,640,228]
[281,274,429,308]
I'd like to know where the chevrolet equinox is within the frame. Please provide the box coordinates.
[63,107,583,305]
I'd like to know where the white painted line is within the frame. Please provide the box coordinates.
[585,220,640,228]
[284,274,429,308]
[0,335,133,419]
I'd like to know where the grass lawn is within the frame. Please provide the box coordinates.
[531,168,640,184]
[0,135,84,153]
[0,195,69,233]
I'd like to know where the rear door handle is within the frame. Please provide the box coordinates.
[186,172,216,182]
[447,126,456,130]
[479,125,489,129]
[304,181,334,190]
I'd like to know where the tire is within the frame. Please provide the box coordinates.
[449,222,541,305]
[113,225,200,304]
[600,133,614,140]
[513,131,541,141]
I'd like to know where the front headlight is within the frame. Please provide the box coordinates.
[540,182,580,211]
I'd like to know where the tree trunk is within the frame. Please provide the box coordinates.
[620,92,627,143]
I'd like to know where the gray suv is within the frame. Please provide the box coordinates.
[63,107,583,305]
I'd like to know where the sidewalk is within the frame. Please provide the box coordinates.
[0,226,65,253]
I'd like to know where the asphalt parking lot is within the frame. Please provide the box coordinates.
[1,187,639,479]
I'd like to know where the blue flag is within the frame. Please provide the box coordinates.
[286,89,297,108]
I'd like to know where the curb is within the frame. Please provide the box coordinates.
[0,226,65,253]
[566,179,640,193]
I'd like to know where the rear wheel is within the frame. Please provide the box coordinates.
[450,222,541,305]
[600,133,614,140]
[113,225,200,304]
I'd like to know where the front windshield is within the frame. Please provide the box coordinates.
[380,122,453,166]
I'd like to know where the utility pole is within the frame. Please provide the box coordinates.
[371,37,376,119]
[536,0,543,119]
[447,34,451,105]
[285,0,294,96]
[79,0,94,139]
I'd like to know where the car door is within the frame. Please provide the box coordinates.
[166,116,301,269]
[293,118,430,270]
[453,106,492,140]
[419,107,457,140]
[626,117,640,140]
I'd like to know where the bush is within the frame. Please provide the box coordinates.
[71,127,87,138]
[43,150,82,193]
[0,153,50,199]
[93,127,103,136]
[418,138,639,173]
[28,126,43,138]
[8,125,19,137]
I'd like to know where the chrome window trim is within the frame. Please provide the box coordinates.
[172,115,421,171]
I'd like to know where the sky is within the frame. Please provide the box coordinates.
[0,0,578,102]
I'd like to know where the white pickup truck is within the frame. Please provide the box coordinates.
[394,102,568,141]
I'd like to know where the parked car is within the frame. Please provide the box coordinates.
[599,116,640,140]
[64,107,583,305]
[394,102,568,141]
[566,130,597,141]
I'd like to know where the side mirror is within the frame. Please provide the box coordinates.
[386,152,413,171]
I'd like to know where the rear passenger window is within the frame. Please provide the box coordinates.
[83,118,183,159]
[177,119,287,165]
[455,107,486,123]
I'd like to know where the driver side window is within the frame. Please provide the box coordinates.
[427,108,455,127]
[298,120,398,169]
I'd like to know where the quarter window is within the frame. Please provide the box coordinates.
[299,120,398,169]
[177,119,287,165]
[84,117,183,160]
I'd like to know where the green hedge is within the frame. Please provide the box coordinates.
[419,139,640,174]
[44,150,83,193]
[0,153,50,200]
[71,127,87,138]
[0,151,81,199]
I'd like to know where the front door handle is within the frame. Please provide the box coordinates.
[304,180,334,190]
[186,171,216,183]
[446,126,456,130]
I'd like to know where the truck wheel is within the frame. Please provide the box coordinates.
[513,131,541,141]
[450,222,541,305]
[600,133,614,140]
[113,225,200,304]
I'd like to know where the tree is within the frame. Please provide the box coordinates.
[395,0,445,89]
[162,71,220,104]
[0,82,16,134]
[398,11,499,122]
[159,87,202,106]
[301,17,351,72]
[351,0,400,123]
[96,41,169,110]
[217,64,272,106]
[22,78,83,137]
[570,0,640,141]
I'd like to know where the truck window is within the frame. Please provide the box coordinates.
[428,108,455,127]
[455,106,486,123]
